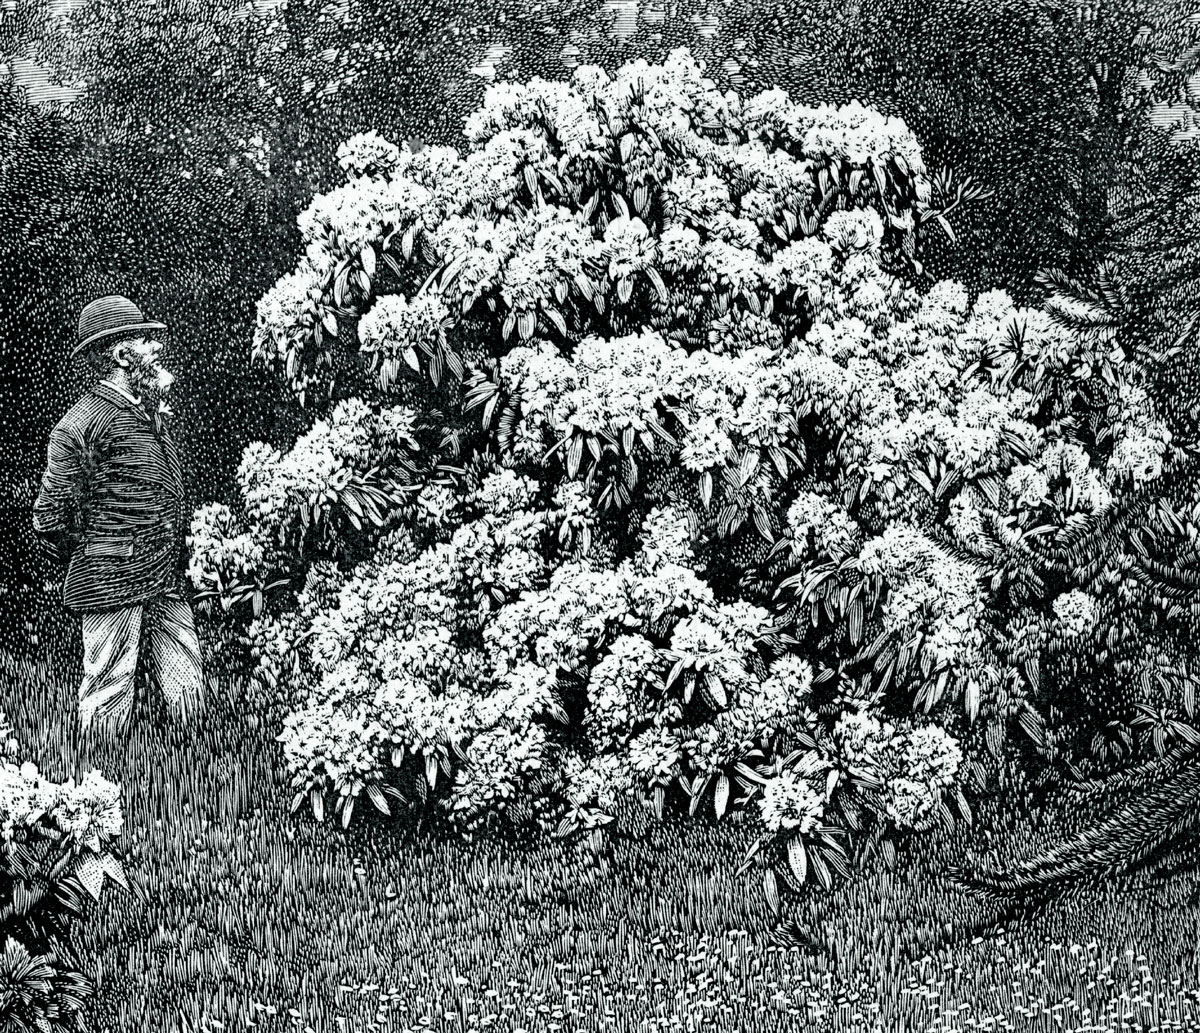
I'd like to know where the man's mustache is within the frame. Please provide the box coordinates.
[129,359,175,394]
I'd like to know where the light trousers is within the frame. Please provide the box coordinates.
[78,590,204,736]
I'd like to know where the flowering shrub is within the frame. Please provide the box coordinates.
[223,50,1190,896]
[0,716,125,1030]
[187,398,427,615]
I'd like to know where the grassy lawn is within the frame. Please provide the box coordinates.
[5,603,1200,1033]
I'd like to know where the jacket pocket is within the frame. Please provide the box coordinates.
[83,534,135,559]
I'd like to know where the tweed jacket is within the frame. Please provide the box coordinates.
[32,381,187,612]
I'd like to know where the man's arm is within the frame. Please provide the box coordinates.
[32,423,86,563]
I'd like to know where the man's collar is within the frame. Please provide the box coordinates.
[100,378,141,405]
[93,380,150,420]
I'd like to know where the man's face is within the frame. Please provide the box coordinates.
[114,337,174,395]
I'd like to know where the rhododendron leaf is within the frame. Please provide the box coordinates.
[544,307,567,338]
[700,472,713,509]
[847,597,864,647]
[714,775,730,820]
[808,845,833,890]
[75,855,106,901]
[382,253,405,280]
[787,837,808,885]
[421,756,438,791]
[367,785,390,816]
[309,789,324,823]
[763,869,780,915]
[652,786,665,821]
[937,799,955,831]
[954,789,973,826]
[1017,707,1047,747]
[481,394,499,430]
[643,266,668,303]
[1022,659,1041,692]
[825,768,840,800]
[964,679,980,724]
[566,436,584,478]
[985,720,1005,758]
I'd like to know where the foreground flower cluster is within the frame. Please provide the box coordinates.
[194,49,1186,892]
[0,716,126,1030]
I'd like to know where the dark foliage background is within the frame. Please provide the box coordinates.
[1,0,1199,646]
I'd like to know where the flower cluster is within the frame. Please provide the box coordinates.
[298,175,431,265]
[186,502,268,591]
[234,400,414,536]
[252,260,326,370]
[821,208,884,256]
[358,293,448,365]
[336,131,403,179]
[1106,384,1173,486]
[787,490,861,561]
[758,772,824,834]
[858,524,987,673]
[1053,589,1097,640]
[835,711,962,831]
[800,100,927,179]
[0,742,122,849]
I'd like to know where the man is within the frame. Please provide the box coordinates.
[33,295,204,737]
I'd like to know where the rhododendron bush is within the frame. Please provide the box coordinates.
[0,715,126,1030]
[191,50,1194,893]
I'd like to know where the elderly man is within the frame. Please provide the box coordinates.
[33,295,204,737]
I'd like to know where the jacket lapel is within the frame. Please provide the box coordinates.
[90,381,185,498]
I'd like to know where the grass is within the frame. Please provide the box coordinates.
[5,602,1200,1033]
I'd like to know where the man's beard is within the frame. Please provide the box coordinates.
[128,358,175,407]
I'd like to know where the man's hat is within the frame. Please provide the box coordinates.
[73,296,166,357]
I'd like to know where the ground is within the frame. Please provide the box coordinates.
[4,603,1200,1033]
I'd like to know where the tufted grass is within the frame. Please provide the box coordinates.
[5,603,1200,1033]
